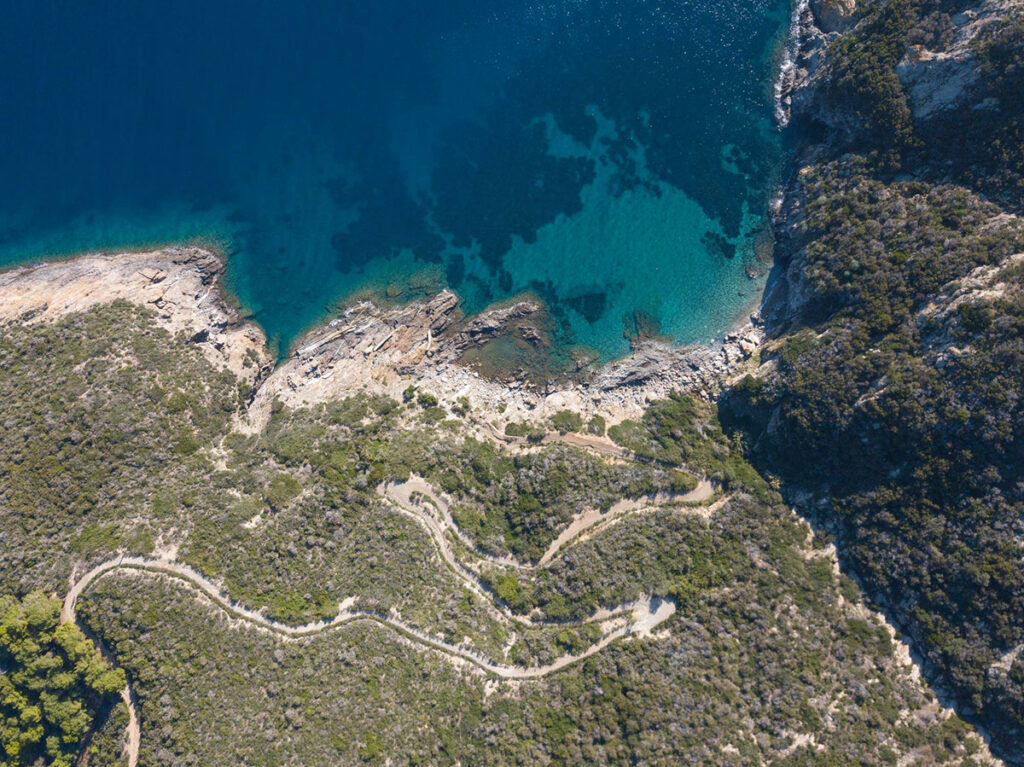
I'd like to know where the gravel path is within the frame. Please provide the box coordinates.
[537,480,715,566]
[383,475,716,571]
[63,558,142,767]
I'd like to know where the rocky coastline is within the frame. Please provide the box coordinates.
[0,246,271,387]
[0,0,855,438]
[0,245,765,435]
[0,1,827,438]
[774,0,853,129]
[247,277,766,433]
[0,0,891,450]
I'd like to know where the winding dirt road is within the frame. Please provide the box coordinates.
[536,480,715,566]
[64,556,671,763]
[118,686,140,767]
[382,474,716,571]
[479,421,635,460]
[62,558,142,767]
[64,556,674,681]
[62,427,710,763]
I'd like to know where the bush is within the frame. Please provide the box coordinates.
[265,472,302,510]
[550,410,583,434]
[504,421,546,442]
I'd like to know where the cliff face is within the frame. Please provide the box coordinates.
[895,0,1016,119]
[731,0,1024,762]
[788,0,1021,159]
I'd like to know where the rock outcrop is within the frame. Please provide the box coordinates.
[810,0,856,33]
[246,285,764,433]
[896,43,980,120]
[892,3,1015,121]
[0,247,270,384]
[0,247,766,436]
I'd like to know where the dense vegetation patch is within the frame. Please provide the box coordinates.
[928,6,1024,202]
[608,393,766,497]
[0,301,238,593]
[823,0,923,158]
[0,592,125,767]
[821,0,1024,199]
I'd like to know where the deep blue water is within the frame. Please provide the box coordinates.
[0,0,790,360]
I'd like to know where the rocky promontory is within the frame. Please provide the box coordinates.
[0,247,271,387]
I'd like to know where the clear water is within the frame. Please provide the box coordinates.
[0,0,790,359]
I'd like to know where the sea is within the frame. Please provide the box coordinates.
[0,0,792,363]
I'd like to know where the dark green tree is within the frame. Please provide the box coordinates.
[1,592,125,767]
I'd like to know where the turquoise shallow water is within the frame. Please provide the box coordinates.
[0,1,790,360]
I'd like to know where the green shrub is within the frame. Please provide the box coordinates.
[504,421,545,442]
[550,410,583,434]
[265,472,302,510]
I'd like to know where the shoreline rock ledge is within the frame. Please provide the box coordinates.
[247,284,764,432]
[810,0,856,33]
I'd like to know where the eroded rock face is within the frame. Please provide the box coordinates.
[445,298,545,355]
[891,3,1014,122]
[895,45,980,120]
[810,0,856,33]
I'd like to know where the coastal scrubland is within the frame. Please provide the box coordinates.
[0,295,991,763]
[2,0,1023,763]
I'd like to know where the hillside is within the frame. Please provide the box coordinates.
[2,0,1023,764]
[725,0,1024,761]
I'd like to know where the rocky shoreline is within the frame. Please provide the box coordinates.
[774,0,851,129]
[0,2,847,443]
[0,246,765,433]
[247,279,765,433]
[1,0,818,431]
[0,1,821,435]
[0,246,270,387]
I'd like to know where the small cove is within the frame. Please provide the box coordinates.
[0,0,792,362]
